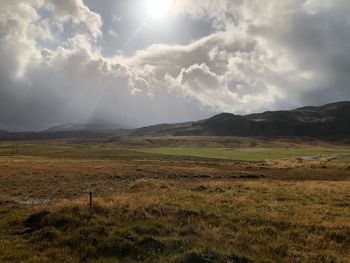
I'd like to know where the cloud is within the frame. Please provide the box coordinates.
[172,0,350,106]
[0,1,209,130]
[128,29,287,113]
[0,1,42,78]
[48,0,102,39]
[0,0,349,130]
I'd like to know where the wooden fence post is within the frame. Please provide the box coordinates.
[89,191,93,213]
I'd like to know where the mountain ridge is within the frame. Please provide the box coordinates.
[44,123,132,135]
[0,101,349,140]
[132,101,350,137]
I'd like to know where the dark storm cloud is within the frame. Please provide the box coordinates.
[245,0,350,106]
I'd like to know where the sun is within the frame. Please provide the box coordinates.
[146,0,173,19]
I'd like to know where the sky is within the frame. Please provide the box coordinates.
[0,0,349,131]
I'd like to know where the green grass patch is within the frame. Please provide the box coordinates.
[135,147,350,160]
[0,142,160,160]
[340,156,350,163]
[1,140,349,162]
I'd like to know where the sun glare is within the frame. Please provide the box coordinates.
[146,0,173,19]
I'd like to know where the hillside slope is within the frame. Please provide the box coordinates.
[1,101,349,140]
[133,101,350,137]
[131,122,193,136]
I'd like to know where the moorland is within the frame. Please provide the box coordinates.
[0,136,349,262]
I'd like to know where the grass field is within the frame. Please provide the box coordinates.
[1,180,349,263]
[1,137,349,161]
[136,147,350,161]
[0,137,349,262]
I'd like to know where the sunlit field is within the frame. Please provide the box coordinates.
[0,137,349,262]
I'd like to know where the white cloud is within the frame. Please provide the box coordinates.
[108,29,118,38]
[171,0,350,107]
[48,0,102,39]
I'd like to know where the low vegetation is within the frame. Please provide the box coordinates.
[0,137,349,262]
[1,180,349,262]
[136,147,350,161]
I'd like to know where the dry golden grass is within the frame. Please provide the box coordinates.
[0,155,349,202]
[1,179,349,262]
[0,139,349,262]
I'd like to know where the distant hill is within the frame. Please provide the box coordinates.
[133,101,350,137]
[1,101,349,140]
[46,123,119,133]
[45,123,133,136]
[0,131,112,141]
[0,124,133,141]
[131,122,194,136]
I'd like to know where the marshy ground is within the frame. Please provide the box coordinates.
[0,137,349,262]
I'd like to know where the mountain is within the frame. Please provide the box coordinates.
[0,124,133,141]
[45,124,104,132]
[131,122,193,136]
[1,101,349,140]
[45,123,133,136]
[0,131,112,141]
[133,101,350,137]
